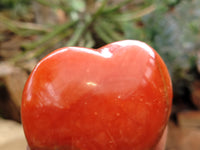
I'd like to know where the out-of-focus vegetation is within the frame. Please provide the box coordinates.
[0,0,200,120]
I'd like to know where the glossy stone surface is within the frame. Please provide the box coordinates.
[21,40,173,150]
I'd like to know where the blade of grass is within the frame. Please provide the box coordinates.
[32,30,73,58]
[99,20,124,41]
[0,14,50,33]
[22,20,77,50]
[10,28,73,63]
[35,0,70,12]
[65,22,85,46]
[103,0,133,13]
[84,31,95,48]
[94,24,114,44]
[65,0,108,46]
[112,4,156,21]
[0,14,30,36]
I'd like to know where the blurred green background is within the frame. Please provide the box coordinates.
[0,0,200,149]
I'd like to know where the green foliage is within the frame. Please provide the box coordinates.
[1,0,200,85]
[143,0,200,76]
[0,0,29,10]
[0,0,31,21]
[116,0,200,83]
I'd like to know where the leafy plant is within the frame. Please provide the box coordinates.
[6,0,158,61]
[0,0,29,9]
[1,0,200,84]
